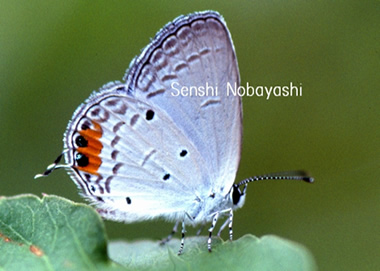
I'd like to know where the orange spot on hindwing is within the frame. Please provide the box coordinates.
[74,120,103,175]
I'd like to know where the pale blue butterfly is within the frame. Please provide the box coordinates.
[36,10,313,255]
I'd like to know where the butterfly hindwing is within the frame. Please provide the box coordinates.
[64,83,212,221]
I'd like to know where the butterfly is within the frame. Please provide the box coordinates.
[36,10,313,255]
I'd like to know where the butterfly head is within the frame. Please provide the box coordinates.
[229,183,247,210]
[227,172,314,211]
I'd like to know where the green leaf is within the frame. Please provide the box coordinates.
[109,235,317,271]
[0,194,122,271]
[0,195,317,271]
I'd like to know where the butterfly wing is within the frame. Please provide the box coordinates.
[125,11,242,195]
[63,11,241,223]
[64,82,210,221]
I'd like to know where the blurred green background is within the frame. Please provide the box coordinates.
[1,1,379,270]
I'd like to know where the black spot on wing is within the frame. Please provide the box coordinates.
[146,110,155,120]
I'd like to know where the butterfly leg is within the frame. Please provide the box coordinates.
[208,212,220,252]
[178,221,186,255]
[196,224,205,236]
[217,209,233,241]
[160,221,179,245]
[217,215,229,237]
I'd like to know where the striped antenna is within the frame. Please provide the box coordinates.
[237,171,314,187]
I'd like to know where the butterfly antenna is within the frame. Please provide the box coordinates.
[237,171,314,187]
[34,151,69,179]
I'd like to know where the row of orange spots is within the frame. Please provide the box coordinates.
[75,120,103,175]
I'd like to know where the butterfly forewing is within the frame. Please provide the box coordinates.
[126,11,242,195]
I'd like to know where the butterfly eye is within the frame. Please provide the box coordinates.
[145,110,155,120]
[126,197,132,204]
[232,185,242,205]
